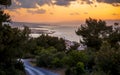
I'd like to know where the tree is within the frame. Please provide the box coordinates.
[0,0,11,7]
[0,10,11,25]
[36,47,57,67]
[24,38,37,57]
[76,18,112,50]
[0,3,29,75]
[64,50,88,75]
[36,34,66,51]
[75,62,85,75]
[95,41,120,75]
[108,23,120,49]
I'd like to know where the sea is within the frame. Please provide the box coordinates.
[10,20,120,42]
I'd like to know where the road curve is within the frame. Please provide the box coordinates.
[22,59,59,75]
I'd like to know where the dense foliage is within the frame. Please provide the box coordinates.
[0,9,30,75]
[36,34,66,51]
[1,1,120,74]
[35,18,120,75]
[74,18,120,75]
[95,42,120,75]
[0,0,11,7]
[76,18,113,50]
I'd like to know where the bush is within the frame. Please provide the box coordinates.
[90,70,108,75]
[75,62,85,75]
[67,50,88,67]
[0,69,6,75]
[36,52,53,67]
[95,42,120,75]
[51,57,63,68]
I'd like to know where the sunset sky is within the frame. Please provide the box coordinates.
[6,0,120,23]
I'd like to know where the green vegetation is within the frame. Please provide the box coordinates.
[0,2,30,75]
[34,18,120,75]
[36,46,64,68]
[36,34,66,51]
[0,11,29,74]
[25,35,66,68]
[24,34,66,57]
[75,18,120,75]
[95,42,120,75]
[76,18,113,50]
[0,1,120,75]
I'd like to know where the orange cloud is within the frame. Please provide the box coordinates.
[6,1,120,23]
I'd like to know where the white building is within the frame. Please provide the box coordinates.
[77,44,87,50]
[65,40,74,50]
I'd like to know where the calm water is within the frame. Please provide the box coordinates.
[11,20,120,42]
[30,25,80,42]
[50,25,80,42]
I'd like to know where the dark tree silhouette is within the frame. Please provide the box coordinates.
[76,18,112,50]
[0,0,11,7]
[0,1,29,75]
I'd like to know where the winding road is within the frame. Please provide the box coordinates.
[22,59,59,75]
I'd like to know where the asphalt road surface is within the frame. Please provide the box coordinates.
[22,59,59,75]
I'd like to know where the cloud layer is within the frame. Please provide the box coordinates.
[97,0,120,6]
[54,0,76,6]
[27,9,46,14]
[9,0,120,9]
[97,0,120,4]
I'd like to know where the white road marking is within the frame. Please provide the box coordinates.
[24,63,45,75]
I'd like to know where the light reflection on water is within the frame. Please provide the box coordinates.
[30,25,80,42]
[11,20,120,42]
